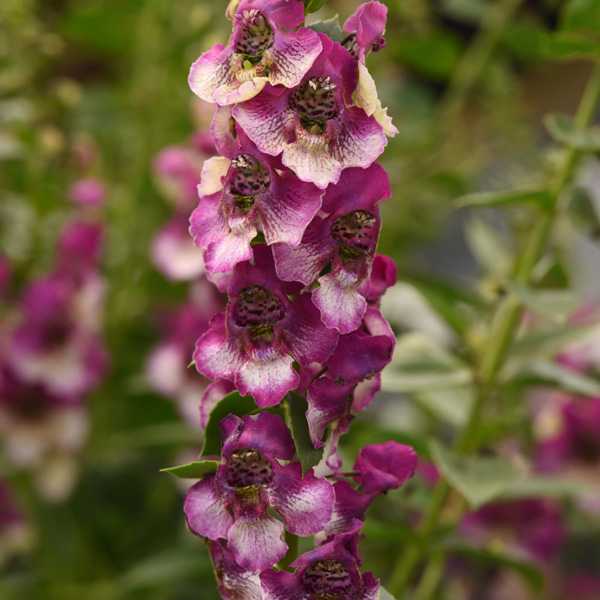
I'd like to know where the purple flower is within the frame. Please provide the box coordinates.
[152,215,206,281]
[68,178,106,207]
[200,379,237,429]
[147,283,225,428]
[233,35,388,189]
[260,520,379,600]
[56,221,104,281]
[353,441,418,495]
[189,0,322,106]
[273,164,391,333]
[536,397,600,473]
[190,131,324,274]
[343,2,388,61]
[207,539,263,600]
[460,498,565,564]
[0,365,88,466]
[306,307,395,451]
[8,276,108,398]
[193,245,338,407]
[184,412,334,571]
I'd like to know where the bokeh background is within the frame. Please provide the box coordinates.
[2,0,600,599]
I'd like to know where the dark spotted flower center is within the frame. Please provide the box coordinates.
[225,447,273,488]
[301,560,354,599]
[290,77,338,133]
[234,286,285,338]
[331,210,377,259]
[234,10,274,60]
[229,154,270,212]
[342,32,386,61]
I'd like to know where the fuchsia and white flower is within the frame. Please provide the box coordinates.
[184,412,334,571]
[260,519,379,600]
[234,34,388,189]
[273,164,391,333]
[68,177,107,207]
[190,131,324,274]
[193,244,338,407]
[189,0,322,106]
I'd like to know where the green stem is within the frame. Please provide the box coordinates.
[390,59,600,600]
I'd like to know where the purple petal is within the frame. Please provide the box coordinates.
[354,441,418,494]
[260,569,301,600]
[326,480,373,536]
[330,107,387,172]
[359,253,397,305]
[193,313,245,382]
[184,475,234,540]
[268,28,323,89]
[232,86,293,157]
[197,156,229,197]
[212,106,237,157]
[344,2,388,49]
[204,213,256,274]
[352,374,381,412]
[268,462,334,535]
[68,178,106,207]
[221,412,296,461]
[286,293,339,366]
[306,378,353,447]
[189,191,225,250]
[228,513,287,571]
[362,572,381,600]
[259,172,323,247]
[314,269,367,334]
[189,44,238,104]
[245,0,306,29]
[236,345,299,407]
[199,379,236,429]
[272,217,335,285]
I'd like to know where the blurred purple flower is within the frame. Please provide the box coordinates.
[68,178,106,207]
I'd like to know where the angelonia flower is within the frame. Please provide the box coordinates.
[0,189,109,501]
[168,3,416,597]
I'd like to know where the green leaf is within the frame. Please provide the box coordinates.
[430,441,520,509]
[510,323,600,358]
[200,391,257,458]
[304,0,327,15]
[502,359,600,397]
[287,391,323,475]
[307,15,345,43]
[455,189,551,209]
[561,0,600,34]
[508,283,578,324]
[465,217,512,274]
[161,460,219,479]
[414,388,475,427]
[538,31,599,58]
[438,540,543,591]
[379,586,399,600]
[502,476,600,499]
[545,113,600,151]
[568,188,600,237]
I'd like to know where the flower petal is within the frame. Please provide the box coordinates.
[268,462,334,535]
[197,156,229,197]
[228,513,287,571]
[184,475,234,540]
[189,44,237,104]
[260,569,301,600]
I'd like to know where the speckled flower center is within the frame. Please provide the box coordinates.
[234,286,285,332]
[301,560,354,599]
[290,77,338,133]
[331,210,377,259]
[342,32,386,61]
[234,10,274,59]
[225,447,273,488]
[230,154,270,212]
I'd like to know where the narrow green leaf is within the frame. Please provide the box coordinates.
[545,113,600,151]
[561,0,600,33]
[508,283,578,324]
[502,359,600,397]
[379,586,399,600]
[430,441,520,509]
[502,476,599,499]
[414,388,475,427]
[538,31,599,57]
[455,189,551,209]
[438,540,543,591]
[304,0,327,15]
[287,391,323,475]
[161,460,219,479]
[465,217,512,274]
[510,323,600,358]
[568,188,600,237]
[307,15,345,43]
[200,391,257,458]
